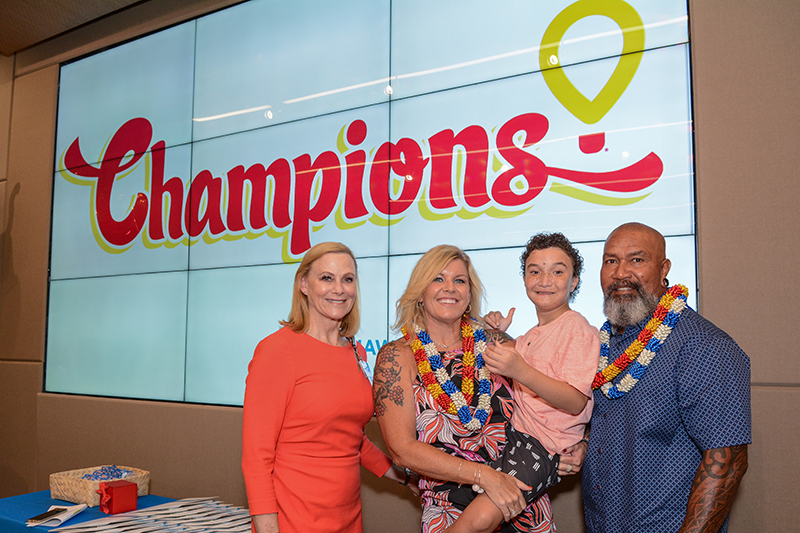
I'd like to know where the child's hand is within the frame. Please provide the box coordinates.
[484,341,526,379]
[483,308,515,332]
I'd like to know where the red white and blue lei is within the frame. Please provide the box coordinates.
[403,316,492,433]
[593,284,689,399]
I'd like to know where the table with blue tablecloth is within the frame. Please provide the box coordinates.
[0,490,173,533]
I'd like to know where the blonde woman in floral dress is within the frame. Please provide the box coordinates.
[373,245,556,533]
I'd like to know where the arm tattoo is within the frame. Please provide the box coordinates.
[680,445,749,533]
[485,328,514,344]
[373,341,406,416]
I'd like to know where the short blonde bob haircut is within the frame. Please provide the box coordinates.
[393,244,484,333]
[280,242,360,338]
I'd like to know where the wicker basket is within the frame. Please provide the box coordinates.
[50,465,150,507]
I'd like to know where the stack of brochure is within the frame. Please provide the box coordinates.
[51,498,251,532]
[26,504,87,528]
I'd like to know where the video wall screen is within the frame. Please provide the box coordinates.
[47,0,695,405]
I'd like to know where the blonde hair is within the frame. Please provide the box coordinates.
[393,245,484,333]
[280,242,360,338]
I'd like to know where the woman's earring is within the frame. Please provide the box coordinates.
[416,300,424,308]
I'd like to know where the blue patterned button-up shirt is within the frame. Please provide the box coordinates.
[582,307,751,533]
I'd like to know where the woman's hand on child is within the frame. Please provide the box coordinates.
[481,468,531,522]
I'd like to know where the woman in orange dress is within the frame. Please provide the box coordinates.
[242,242,415,533]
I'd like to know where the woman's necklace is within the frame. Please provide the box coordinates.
[433,338,461,350]
[593,284,688,399]
[402,315,492,432]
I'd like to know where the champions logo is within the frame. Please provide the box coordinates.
[59,113,662,262]
[58,0,660,263]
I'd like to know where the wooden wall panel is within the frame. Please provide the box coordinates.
[0,361,42,498]
[691,0,800,384]
[36,394,248,504]
[0,65,56,363]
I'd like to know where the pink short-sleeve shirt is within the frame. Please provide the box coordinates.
[511,310,601,454]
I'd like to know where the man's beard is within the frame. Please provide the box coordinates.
[603,281,661,327]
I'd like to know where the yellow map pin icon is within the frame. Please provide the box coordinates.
[540,0,645,124]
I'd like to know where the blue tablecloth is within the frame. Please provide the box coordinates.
[0,490,173,532]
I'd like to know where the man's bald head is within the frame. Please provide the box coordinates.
[605,223,667,263]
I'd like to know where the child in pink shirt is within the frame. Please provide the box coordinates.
[444,232,600,533]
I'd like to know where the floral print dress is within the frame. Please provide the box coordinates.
[414,348,557,533]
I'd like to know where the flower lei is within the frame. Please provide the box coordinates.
[402,316,492,432]
[593,284,688,399]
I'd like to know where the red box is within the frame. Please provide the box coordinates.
[97,480,137,514]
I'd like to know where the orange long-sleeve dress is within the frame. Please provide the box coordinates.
[242,327,391,533]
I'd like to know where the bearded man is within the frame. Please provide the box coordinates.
[581,223,750,533]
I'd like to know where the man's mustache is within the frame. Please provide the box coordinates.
[604,280,642,296]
